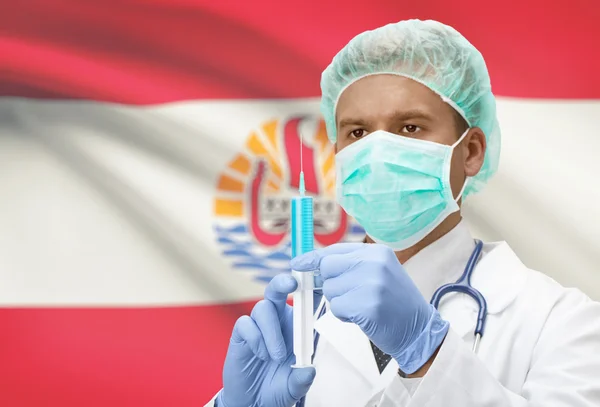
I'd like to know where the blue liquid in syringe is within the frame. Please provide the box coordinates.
[291,174,314,258]
[290,173,322,289]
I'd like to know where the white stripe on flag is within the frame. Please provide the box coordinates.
[1,97,599,305]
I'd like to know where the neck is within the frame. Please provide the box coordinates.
[365,212,463,264]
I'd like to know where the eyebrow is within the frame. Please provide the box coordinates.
[338,117,369,129]
[391,109,435,122]
[337,109,435,129]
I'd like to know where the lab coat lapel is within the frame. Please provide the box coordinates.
[314,306,381,385]
[437,242,528,340]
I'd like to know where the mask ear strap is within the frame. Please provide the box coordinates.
[454,177,469,202]
[449,128,471,201]
[451,128,470,149]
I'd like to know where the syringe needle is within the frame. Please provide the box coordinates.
[299,172,306,196]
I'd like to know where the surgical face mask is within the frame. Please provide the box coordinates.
[335,129,469,251]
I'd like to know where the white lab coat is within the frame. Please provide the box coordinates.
[206,224,600,406]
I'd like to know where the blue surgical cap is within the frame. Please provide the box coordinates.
[320,19,500,196]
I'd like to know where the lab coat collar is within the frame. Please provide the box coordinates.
[441,240,528,315]
[436,241,528,342]
[314,223,528,385]
[402,220,477,302]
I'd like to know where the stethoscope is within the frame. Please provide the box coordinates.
[296,239,487,407]
[430,239,487,353]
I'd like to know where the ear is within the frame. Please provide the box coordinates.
[334,142,339,154]
[463,128,486,177]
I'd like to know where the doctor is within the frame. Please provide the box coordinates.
[208,20,600,407]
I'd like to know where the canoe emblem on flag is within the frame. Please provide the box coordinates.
[212,115,364,283]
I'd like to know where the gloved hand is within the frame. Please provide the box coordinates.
[290,243,449,374]
[217,274,317,407]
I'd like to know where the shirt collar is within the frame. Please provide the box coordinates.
[402,220,476,301]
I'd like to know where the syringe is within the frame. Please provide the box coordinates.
[290,128,326,368]
[290,172,316,368]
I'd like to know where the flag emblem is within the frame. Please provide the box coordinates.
[213,114,364,283]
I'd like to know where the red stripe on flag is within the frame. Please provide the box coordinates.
[1,0,599,103]
[0,304,254,407]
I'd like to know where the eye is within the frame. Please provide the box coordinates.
[401,125,420,133]
[350,129,368,139]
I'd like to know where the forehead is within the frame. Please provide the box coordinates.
[335,74,452,124]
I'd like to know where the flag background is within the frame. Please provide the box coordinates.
[1,0,599,405]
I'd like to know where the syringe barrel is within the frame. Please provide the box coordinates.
[291,196,322,289]
[291,196,314,258]
[290,196,316,368]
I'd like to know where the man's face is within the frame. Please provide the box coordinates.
[335,74,485,200]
